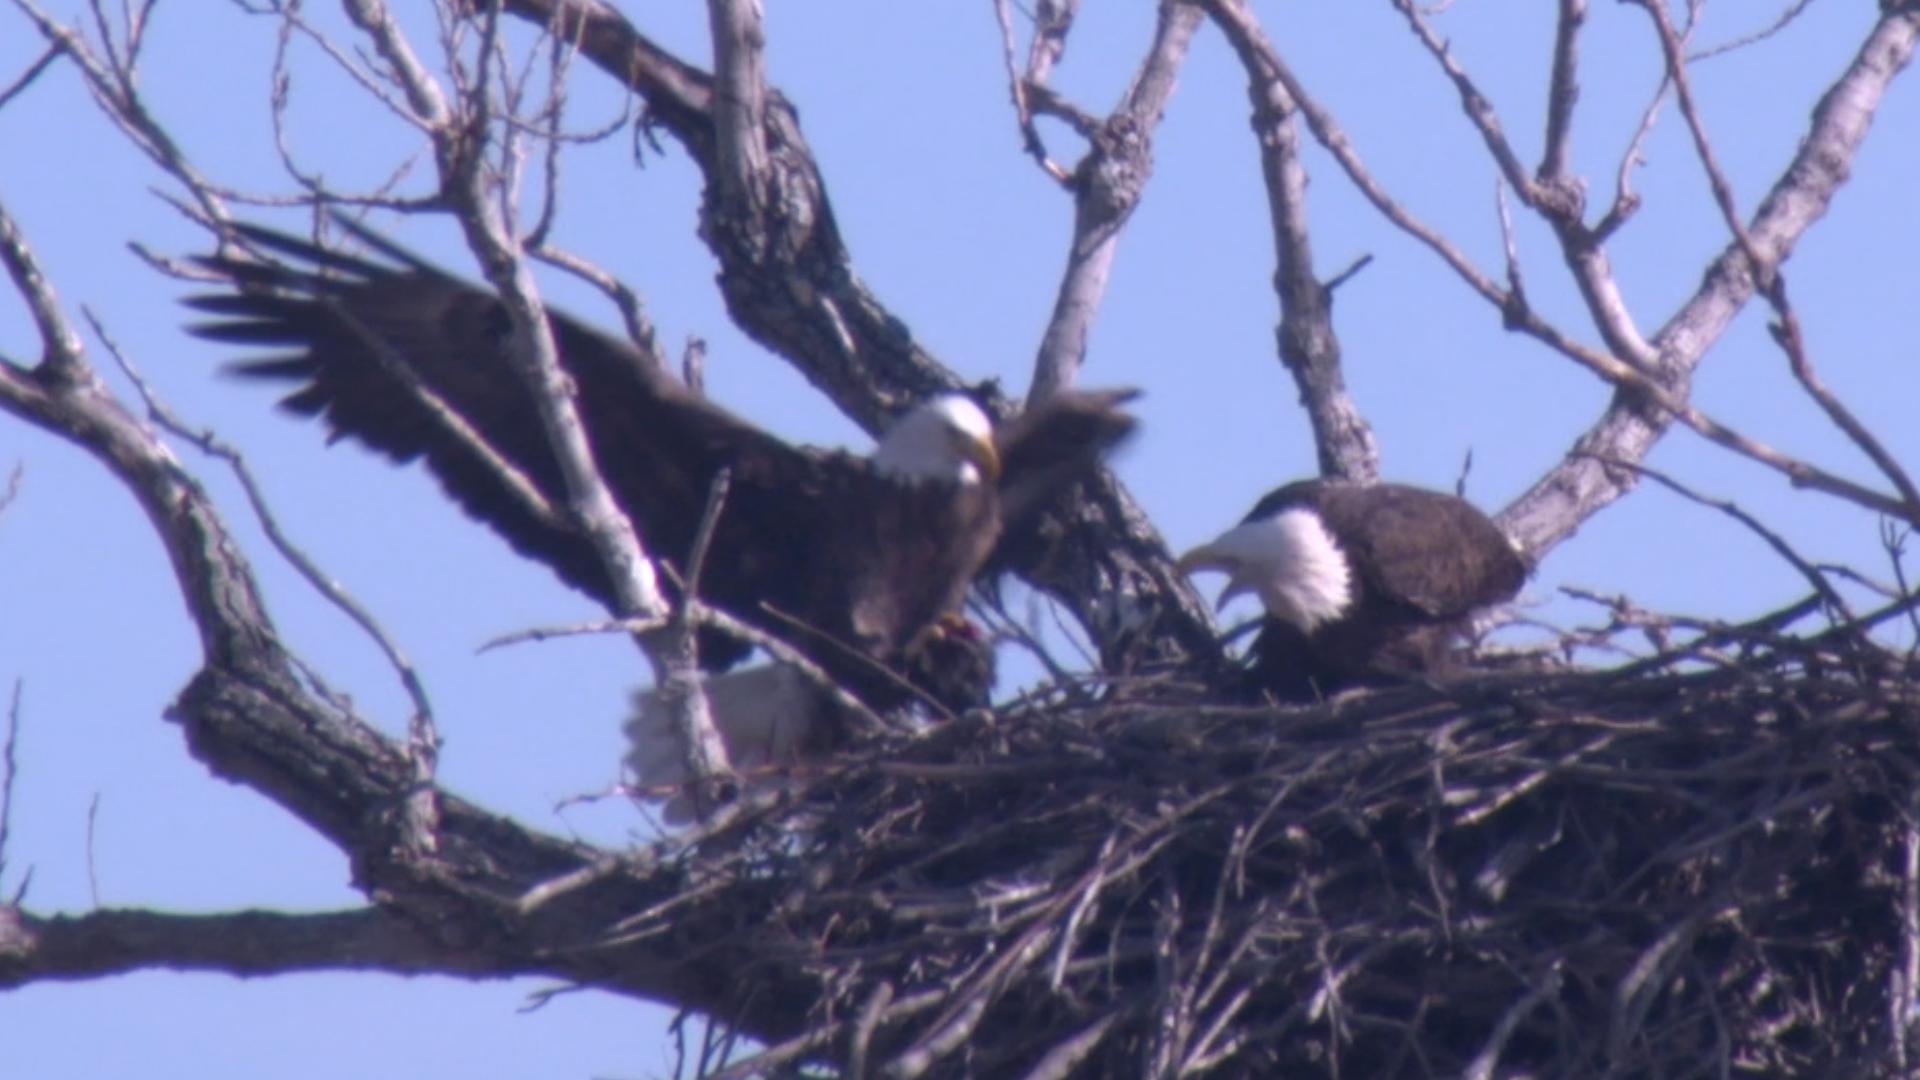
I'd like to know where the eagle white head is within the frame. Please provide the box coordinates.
[1178,505,1355,633]
[872,394,1000,485]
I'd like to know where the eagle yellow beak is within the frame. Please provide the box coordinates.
[1176,544,1251,614]
[952,428,1001,484]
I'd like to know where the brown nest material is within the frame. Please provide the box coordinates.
[642,627,1920,1078]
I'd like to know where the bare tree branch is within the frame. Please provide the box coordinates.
[1632,0,1920,524]
[1206,2,1920,558]
[0,41,59,111]
[1503,7,1920,556]
[93,302,447,845]
[705,0,770,208]
[0,680,21,894]
[1613,460,1855,625]
[1027,1,1199,402]
[1538,0,1585,185]
[0,463,19,520]
[0,906,519,984]
[1690,0,1820,63]
[990,0,1074,185]
[1202,0,1378,482]
[12,0,231,231]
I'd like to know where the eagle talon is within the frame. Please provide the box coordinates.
[926,612,981,643]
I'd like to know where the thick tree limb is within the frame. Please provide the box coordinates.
[1203,0,1378,483]
[0,906,515,983]
[0,198,812,1040]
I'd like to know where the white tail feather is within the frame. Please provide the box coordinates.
[623,664,821,824]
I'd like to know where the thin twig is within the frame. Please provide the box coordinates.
[0,680,22,892]
[89,307,442,738]
[1607,458,1854,624]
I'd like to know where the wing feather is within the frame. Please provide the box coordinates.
[993,388,1139,527]
[1307,483,1526,620]
[188,225,857,674]
[187,223,1135,712]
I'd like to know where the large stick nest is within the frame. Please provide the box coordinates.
[642,625,1920,1078]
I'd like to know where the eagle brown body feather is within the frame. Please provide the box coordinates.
[186,223,1135,713]
[1238,481,1526,700]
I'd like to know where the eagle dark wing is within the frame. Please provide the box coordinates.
[188,223,1141,713]
[993,388,1140,527]
[1304,482,1526,621]
[1238,480,1526,700]
[186,224,952,686]
[976,387,1140,593]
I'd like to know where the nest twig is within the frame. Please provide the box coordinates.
[629,618,1920,1078]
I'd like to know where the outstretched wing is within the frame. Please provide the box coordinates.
[993,387,1140,527]
[186,223,874,673]
[977,386,1141,595]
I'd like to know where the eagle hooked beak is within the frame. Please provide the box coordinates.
[1176,543,1254,614]
[950,427,1002,484]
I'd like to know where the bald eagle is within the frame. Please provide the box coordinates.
[185,222,1137,721]
[1179,480,1527,700]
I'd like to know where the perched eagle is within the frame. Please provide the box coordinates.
[185,222,1138,729]
[1179,480,1527,700]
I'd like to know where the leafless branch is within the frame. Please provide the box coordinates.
[1611,459,1855,625]
[12,0,230,231]
[1399,0,1658,373]
[1880,519,1920,652]
[1637,7,1920,530]
[1691,0,1819,63]
[1766,281,1920,522]
[0,42,59,111]
[1028,0,1199,401]
[341,2,688,670]
[1024,0,1078,85]
[1538,0,1585,184]
[1393,0,1565,216]
[528,241,664,363]
[1503,6,1920,555]
[0,463,20,519]
[1593,72,1665,243]
[87,304,441,768]
[0,681,21,891]
[991,0,1073,185]
[0,198,85,380]
[648,471,736,819]
[0,905,522,983]
[1206,1,1920,557]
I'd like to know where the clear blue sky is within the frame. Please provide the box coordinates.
[2,3,1915,1077]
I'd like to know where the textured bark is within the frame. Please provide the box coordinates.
[0,907,507,982]
[1027,2,1201,403]
[1207,0,1379,483]
[0,283,812,1040]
